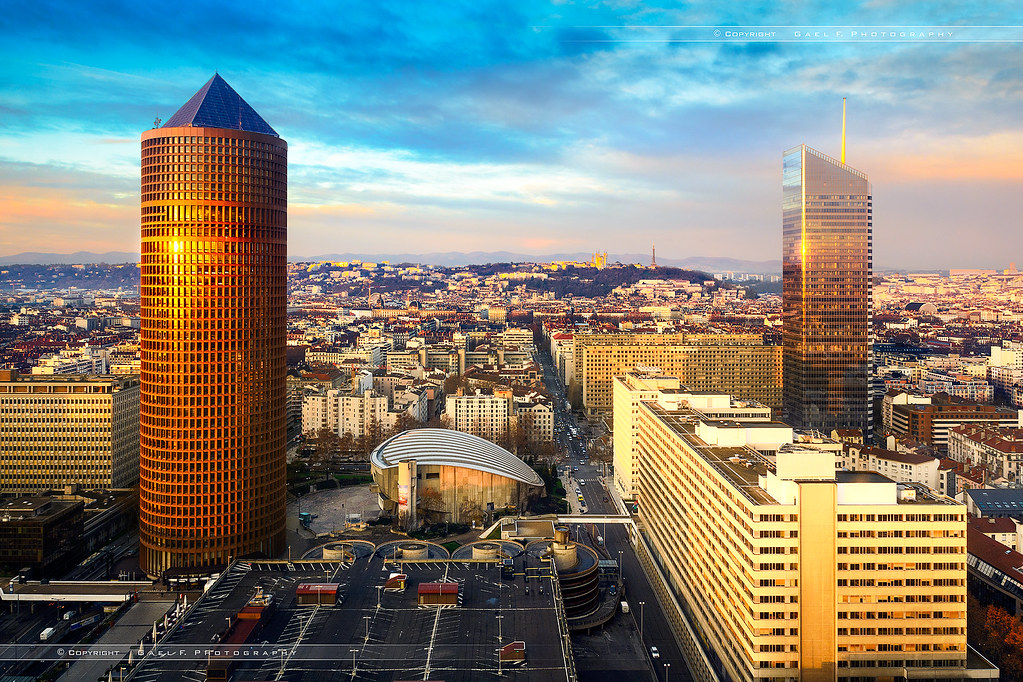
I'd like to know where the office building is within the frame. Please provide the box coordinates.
[139,75,287,576]
[571,332,781,420]
[0,496,85,577]
[0,369,139,494]
[612,370,772,500]
[782,145,871,433]
[620,384,987,680]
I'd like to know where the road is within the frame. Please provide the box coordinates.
[0,599,68,679]
[537,344,692,682]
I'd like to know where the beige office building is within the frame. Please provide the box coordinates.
[625,387,992,681]
[0,369,140,493]
[572,332,781,420]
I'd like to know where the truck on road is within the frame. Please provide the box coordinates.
[40,621,69,641]
[620,601,630,614]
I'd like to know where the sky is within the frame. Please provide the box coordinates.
[1,1,1022,269]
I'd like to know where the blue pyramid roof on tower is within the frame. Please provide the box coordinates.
[163,74,278,137]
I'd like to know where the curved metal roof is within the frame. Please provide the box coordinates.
[370,429,543,487]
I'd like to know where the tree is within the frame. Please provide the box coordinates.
[458,498,485,526]
[389,413,420,437]
[443,373,467,396]
[425,413,448,429]
[416,487,445,524]
[314,428,340,462]
[338,432,357,458]
[968,595,1023,678]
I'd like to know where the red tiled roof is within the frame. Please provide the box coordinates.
[854,446,935,465]
[969,516,1018,534]
[968,526,1023,584]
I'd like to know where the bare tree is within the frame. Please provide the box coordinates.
[458,498,485,526]
[416,487,446,524]
[314,427,340,462]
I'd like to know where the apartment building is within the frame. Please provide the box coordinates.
[338,391,391,438]
[31,346,109,375]
[572,332,781,420]
[947,423,1023,484]
[445,388,513,442]
[444,388,553,445]
[0,369,140,494]
[622,385,987,681]
[838,445,941,491]
[302,388,423,439]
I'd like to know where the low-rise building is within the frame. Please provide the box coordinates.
[0,496,85,576]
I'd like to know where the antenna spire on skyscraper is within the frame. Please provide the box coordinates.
[841,97,847,165]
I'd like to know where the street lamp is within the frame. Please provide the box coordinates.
[350,648,358,674]
[664,662,671,681]
[639,601,646,639]
[618,550,624,582]
[363,615,371,642]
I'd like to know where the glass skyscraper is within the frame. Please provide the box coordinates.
[138,75,287,576]
[782,145,872,434]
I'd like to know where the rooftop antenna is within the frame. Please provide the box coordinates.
[651,244,656,268]
[841,97,847,165]
[153,117,162,129]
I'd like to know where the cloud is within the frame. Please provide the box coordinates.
[1,1,1022,266]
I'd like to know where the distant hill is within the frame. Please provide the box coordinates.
[293,251,783,273]
[0,249,782,273]
[0,251,140,265]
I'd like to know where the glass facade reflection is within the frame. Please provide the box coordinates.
[782,145,871,433]
[138,77,287,577]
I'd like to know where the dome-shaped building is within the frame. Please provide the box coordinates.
[370,429,544,525]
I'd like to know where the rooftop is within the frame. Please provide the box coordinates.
[835,471,890,484]
[130,557,572,681]
[966,488,1023,515]
[642,402,776,505]
[163,74,279,137]
[854,446,937,466]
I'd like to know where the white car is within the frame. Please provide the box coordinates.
[650,646,660,659]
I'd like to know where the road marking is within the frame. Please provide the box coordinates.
[421,561,451,679]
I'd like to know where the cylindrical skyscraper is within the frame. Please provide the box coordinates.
[139,75,287,577]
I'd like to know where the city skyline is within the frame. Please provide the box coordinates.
[1,3,1022,268]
